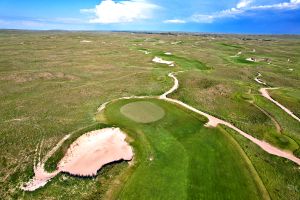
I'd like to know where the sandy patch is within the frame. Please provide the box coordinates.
[164,52,172,55]
[254,73,267,85]
[80,40,92,43]
[246,57,256,62]
[152,57,175,67]
[58,128,133,176]
[21,128,133,191]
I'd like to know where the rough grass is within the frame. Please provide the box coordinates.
[1,30,300,199]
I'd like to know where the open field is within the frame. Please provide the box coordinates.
[0,30,299,199]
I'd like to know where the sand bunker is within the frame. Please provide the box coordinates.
[254,73,267,85]
[152,56,175,67]
[80,40,92,43]
[120,101,165,123]
[164,52,172,55]
[22,128,133,191]
[246,57,256,62]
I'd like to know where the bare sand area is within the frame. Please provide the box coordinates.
[152,56,175,66]
[22,128,133,191]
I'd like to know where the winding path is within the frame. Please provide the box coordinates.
[161,72,300,165]
[254,73,300,123]
[23,70,300,192]
[98,71,300,165]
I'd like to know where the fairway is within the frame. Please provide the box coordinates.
[103,99,268,200]
[120,101,165,123]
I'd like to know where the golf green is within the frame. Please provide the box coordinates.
[120,101,165,123]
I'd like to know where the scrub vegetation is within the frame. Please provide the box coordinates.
[0,30,299,199]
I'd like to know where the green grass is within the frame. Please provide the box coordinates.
[1,30,300,199]
[120,101,165,123]
[136,47,210,70]
[102,98,268,200]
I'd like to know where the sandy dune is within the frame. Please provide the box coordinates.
[21,128,133,191]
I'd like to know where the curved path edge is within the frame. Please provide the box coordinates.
[97,71,300,165]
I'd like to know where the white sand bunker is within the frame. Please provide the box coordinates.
[152,56,175,67]
[246,57,256,62]
[22,128,133,191]
[80,40,92,43]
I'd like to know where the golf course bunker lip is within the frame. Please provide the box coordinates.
[21,128,133,191]
[120,101,165,123]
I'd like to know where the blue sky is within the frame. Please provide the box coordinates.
[0,0,300,33]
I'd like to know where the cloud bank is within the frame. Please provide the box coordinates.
[165,0,300,24]
[81,0,159,24]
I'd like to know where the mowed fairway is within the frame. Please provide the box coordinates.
[120,101,165,123]
[102,99,268,200]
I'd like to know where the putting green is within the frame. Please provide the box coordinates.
[120,101,165,123]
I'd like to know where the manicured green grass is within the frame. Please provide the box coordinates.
[224,125,300,200]
[120,101,165,123]
[102,98,268,200]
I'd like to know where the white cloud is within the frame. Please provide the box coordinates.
[81,0,159,24]
[163,19,186,24]
[191,0,300,23]
[251,0,300,9]
[237,0,253,9]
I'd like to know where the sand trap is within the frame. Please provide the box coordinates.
[164,52,172,55]
[80,40,92,43]
[58,128,133,176]
[254,73,267,85]
[22,128,133,191]
[246,57,256,62]
[120,101,165,123]
[152,57,175,67]
[260,88,300,123]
